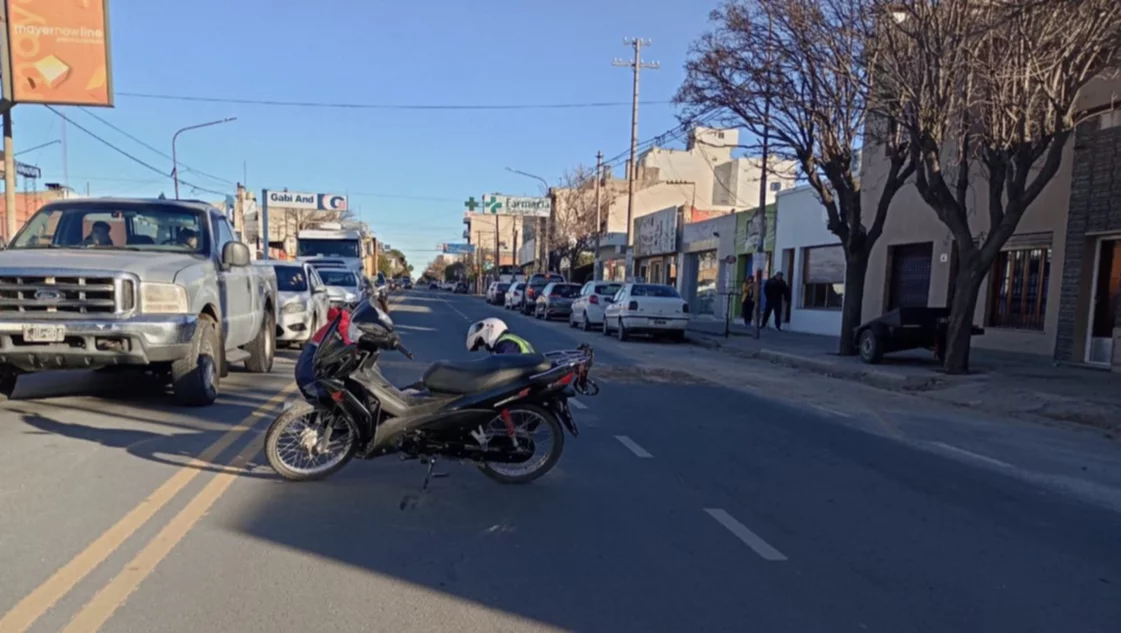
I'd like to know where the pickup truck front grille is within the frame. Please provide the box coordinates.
[0,275,133,314]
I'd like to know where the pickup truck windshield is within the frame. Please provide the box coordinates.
[320,271,358,286]
[275,266,309,291]
[297,239,360,258]
[10,204,205,253]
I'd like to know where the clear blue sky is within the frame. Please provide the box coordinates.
[14,0,721,271]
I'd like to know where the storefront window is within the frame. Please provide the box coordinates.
[802,245,845,309]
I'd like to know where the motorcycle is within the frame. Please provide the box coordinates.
[263,300,598,486]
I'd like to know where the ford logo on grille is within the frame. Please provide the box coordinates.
[34,289,63,302]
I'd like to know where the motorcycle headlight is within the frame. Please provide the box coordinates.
[140,282,189,314]
[283,301,307,314]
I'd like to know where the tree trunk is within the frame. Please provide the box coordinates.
[837,252,868,356]
[942,266,985,374]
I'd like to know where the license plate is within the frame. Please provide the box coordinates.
[23,324,66,343]
[652,319,667,325]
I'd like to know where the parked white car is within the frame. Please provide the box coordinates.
[261,261,331,347]
[602,283,689,342]
[504,282,526,311]
[569,280,624,330]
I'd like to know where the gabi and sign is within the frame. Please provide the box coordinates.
[3,0,114,106]
[482,194,550,218]
[265,190,348,212]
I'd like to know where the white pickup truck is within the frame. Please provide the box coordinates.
[0,198,279,406]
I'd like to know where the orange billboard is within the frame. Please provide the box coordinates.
[4,0,113,106]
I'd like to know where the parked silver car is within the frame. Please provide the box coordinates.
[535,282,582,320]
[261,261,331,347]
[317,268,366,310]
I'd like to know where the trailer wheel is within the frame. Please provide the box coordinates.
[858,329,884,364]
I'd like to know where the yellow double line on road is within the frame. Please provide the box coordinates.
[0,383,296,633]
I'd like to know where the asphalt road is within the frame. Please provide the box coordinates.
[1,289,1118,633]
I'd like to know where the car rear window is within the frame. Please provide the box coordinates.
[631,284,680,298]
[498,283,510,291]
[550,284,580,298]
[594,283,622,295]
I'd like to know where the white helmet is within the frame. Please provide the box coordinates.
[466,317,508,352]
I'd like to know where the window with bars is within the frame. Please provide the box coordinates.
[987,247,1050,330]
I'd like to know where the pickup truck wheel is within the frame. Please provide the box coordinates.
[245,311,276,373]
[171,318,220,407]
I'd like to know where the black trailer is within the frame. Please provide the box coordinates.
[854,307,984,364]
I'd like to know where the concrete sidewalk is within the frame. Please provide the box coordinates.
[687,317,1121,432]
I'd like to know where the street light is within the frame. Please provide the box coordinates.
[505,167,552,273]
[172,117,237,199]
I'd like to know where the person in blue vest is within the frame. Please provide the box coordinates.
[466,317,536,355]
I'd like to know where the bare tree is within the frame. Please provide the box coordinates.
[549,166,608,279]
[874,0,1121,373]
[290,208,354,232]
[676,0,915,355]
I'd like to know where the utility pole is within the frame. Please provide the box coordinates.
[3,111,15,242]
[613,38,659,281]
[593,151,603,281]
[753,14,774,339]
[511,215,519,279]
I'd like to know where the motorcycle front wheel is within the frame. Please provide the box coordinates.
[265,401,358,481]
[477,403,565,485]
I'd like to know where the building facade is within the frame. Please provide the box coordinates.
[679,213,738,319]
[860,74,1121,370]
[773,186,845,336]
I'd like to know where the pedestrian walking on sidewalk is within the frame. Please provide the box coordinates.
[762,272,791,331]
[740,278,756,327]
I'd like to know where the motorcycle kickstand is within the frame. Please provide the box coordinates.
[419,456,449,492]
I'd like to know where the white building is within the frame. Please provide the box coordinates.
[773,185,845,336]
[594,126,799,281]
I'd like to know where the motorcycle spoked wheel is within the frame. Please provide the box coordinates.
[265,401,359,481]
[477,403,566,485]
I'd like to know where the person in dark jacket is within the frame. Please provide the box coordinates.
[762,272,791,331]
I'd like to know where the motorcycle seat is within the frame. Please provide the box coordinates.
[422,354,552,395]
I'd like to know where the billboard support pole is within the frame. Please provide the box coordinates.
[260,189,269,261]
[3,110,14,242]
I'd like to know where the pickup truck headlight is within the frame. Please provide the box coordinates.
[140,282,189,314]
[283,301,307,314]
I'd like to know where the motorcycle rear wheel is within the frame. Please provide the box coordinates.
[477,403,565,485]
[265,402,358,481]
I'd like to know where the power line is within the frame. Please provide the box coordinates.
[42,105,228,197]
[76,107,235,186]
[116,91,674,111]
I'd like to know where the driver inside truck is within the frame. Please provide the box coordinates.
[82,221,113,246]
[178,229,199,250]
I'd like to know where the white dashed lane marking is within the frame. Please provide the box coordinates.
[614,435,653,458]
[569,399,588,410]
[928,442,1012,469]
[704,509,788,561]
[811,404,851,418]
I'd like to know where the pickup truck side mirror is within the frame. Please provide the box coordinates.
[222,242,251,267]
[313,285,328,295]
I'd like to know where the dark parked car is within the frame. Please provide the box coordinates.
[454,281,468,294]
[521,273,564,315]
[429,282,439,290]
[535,282,581,320]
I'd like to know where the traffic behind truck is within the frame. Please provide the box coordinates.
[0,198,279,406]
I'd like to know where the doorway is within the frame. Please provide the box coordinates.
[1086,238,1121,366]
[887,242,934,310]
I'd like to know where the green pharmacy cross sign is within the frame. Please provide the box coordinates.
[483,194,503,214]
[464,196,479,212]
